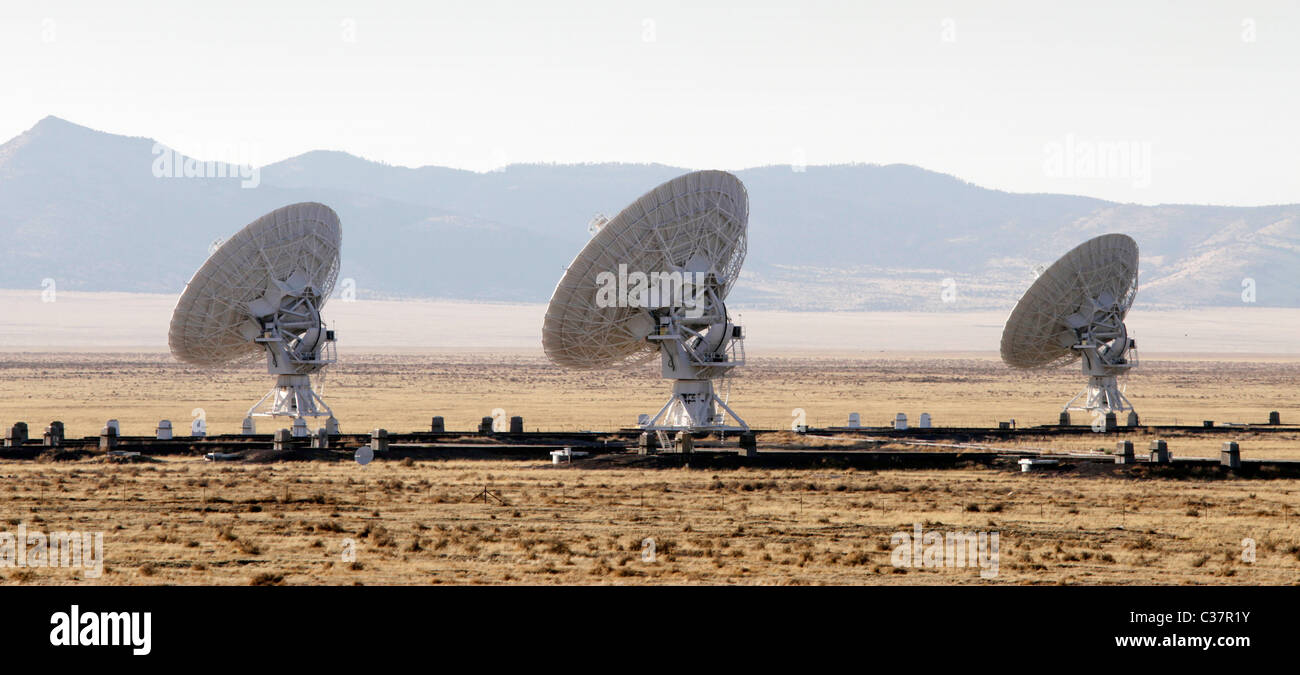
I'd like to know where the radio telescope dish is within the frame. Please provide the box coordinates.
[1000,233,1140,419]
[543,170,749,432]
[170,202,342,426]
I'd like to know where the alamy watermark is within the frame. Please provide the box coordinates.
[151,142,260,188]
[41,277,57,303]
[890,523,1000,579]
[940,17,956,43]
[1043,133,1152,189]
[50,605,151,655]
[0,524,104,579]
[595,264,708,318]
[338,277,357,302]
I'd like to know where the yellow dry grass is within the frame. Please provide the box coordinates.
[2,458,1297,586]
[0,352,1295,460]
[0,351,1296,586]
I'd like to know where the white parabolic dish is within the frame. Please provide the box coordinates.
[170,202,342,427]
[1000,233,1139,369]
[542,170,748,369]
[1000,232,1141,418]
[170,202,342,366]
[542,170,751,433]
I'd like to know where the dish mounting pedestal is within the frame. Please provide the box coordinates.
[1062,292,1138,416]
[641,293,748,432]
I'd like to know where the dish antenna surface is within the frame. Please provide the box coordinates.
[543,170,749,431]
[1000,233,1140,417]
[170,202,342,424]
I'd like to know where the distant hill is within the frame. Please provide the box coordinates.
[1,116,1296,309]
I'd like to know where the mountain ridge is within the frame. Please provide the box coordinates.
[1,116,1296,309]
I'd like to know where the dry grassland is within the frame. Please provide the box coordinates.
[0,352,1295,460]
[1,458,1297,586]
[0,351,1296,586]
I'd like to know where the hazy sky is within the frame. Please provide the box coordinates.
[2,0,1296,205]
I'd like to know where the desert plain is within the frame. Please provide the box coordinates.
[0,349,1296,587]
[0,295,1296,585]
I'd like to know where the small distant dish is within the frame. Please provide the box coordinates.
[1000,233,1141,416]
[354,446,373,466]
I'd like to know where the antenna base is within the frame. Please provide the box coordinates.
[642,379,748,432]
[1063,375,1135,415]
[248,374,335,420]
